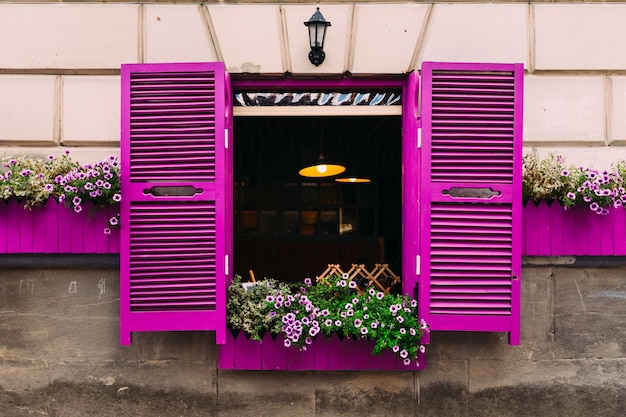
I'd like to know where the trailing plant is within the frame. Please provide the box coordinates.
[523,153,626,214]
[226,273,428,367]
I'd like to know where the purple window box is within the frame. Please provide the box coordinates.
[218,330,426,371]
[522,201,626,257]
[0,199,120,254]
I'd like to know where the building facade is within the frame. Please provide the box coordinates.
[1,2,625,416]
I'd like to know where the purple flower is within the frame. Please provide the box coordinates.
[410,328,416,336]
[400,350,408,359]
[567,192,576,199]
[403,358,411,366]
[368,288,376,296]
[360,327,368,335]
[44,184,54,191]
[349,280,357,289]
[73,205,82,213]
[334,320,342,327]
[109,217,118,226]
[561,170,569,177]
[269,311,276,318]
[284,339,291,348]
[305,337,313,345]
[410,299,417,308]
[73,196,81,206]
[376,292,384,300]
[324,319,332,327]
[104,228,111,235]
[354,319,362,327]
[400,328,406,334]
[420,345,426,354]
[58,194,65,203]
[397,316,405,324]
[304,277,312,286]
[47,154,55,160]
[590,202,599,211]
[344,303,353,310]
[20,169,31,177]
[392,345,400,353]
[371,322,378,329]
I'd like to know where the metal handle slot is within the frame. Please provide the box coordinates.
[143,186,203,197]
[442,187,501,199]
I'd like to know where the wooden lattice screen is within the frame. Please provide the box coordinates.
[316,264,401,294]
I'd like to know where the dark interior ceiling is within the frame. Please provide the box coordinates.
[233,116,403,181]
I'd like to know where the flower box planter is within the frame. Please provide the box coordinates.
[0,199,119,254]
[218,331,426,371]
[522,201,626,257]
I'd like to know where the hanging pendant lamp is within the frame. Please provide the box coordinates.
[299,123,345,178]
[335,174,371,183]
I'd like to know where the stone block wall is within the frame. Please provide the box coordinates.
[0,262,624,416]
[1,1,626,167]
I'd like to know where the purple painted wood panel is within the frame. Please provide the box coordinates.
[0,199,117,254]
[18,201,33,252]
[418,62,524,345]
[0,201,6,253]
[549,203,564,256]
[521,203,626,257]
[217,331,427,371]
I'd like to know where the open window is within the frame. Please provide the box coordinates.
[119,61,523,347]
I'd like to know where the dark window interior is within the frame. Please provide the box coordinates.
[233,115,402,282]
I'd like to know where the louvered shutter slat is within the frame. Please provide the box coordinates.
[419,62,523,345]
[120,62,230,346]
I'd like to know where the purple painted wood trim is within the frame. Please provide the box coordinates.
[19,201,33,252]
[218,331,426,371]
[402,71,420,300]
[6,200,20,252]
[549,203,564,256]
[510,63,524,346]
[0,201,7,253]
[612,208,626,255]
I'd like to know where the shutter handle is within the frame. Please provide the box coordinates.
[143,186,203,197]
[442,187,501,199]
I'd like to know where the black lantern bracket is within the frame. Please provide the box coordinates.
[304,7,331,67]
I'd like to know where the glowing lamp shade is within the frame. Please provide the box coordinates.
[299,159,346,178]
[335,176,371,183]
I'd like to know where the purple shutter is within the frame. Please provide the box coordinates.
[120,62,231,345]
[418,62,523,345]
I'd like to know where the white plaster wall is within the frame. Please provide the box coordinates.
[0,2,625,168]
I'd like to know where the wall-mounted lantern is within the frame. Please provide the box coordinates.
[304,7,331,66]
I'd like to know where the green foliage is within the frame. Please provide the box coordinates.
[0,153,78,208]
[522,153,626,214]
[226,274,428,366]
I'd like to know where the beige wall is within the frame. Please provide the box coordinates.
[0,1,625,168]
